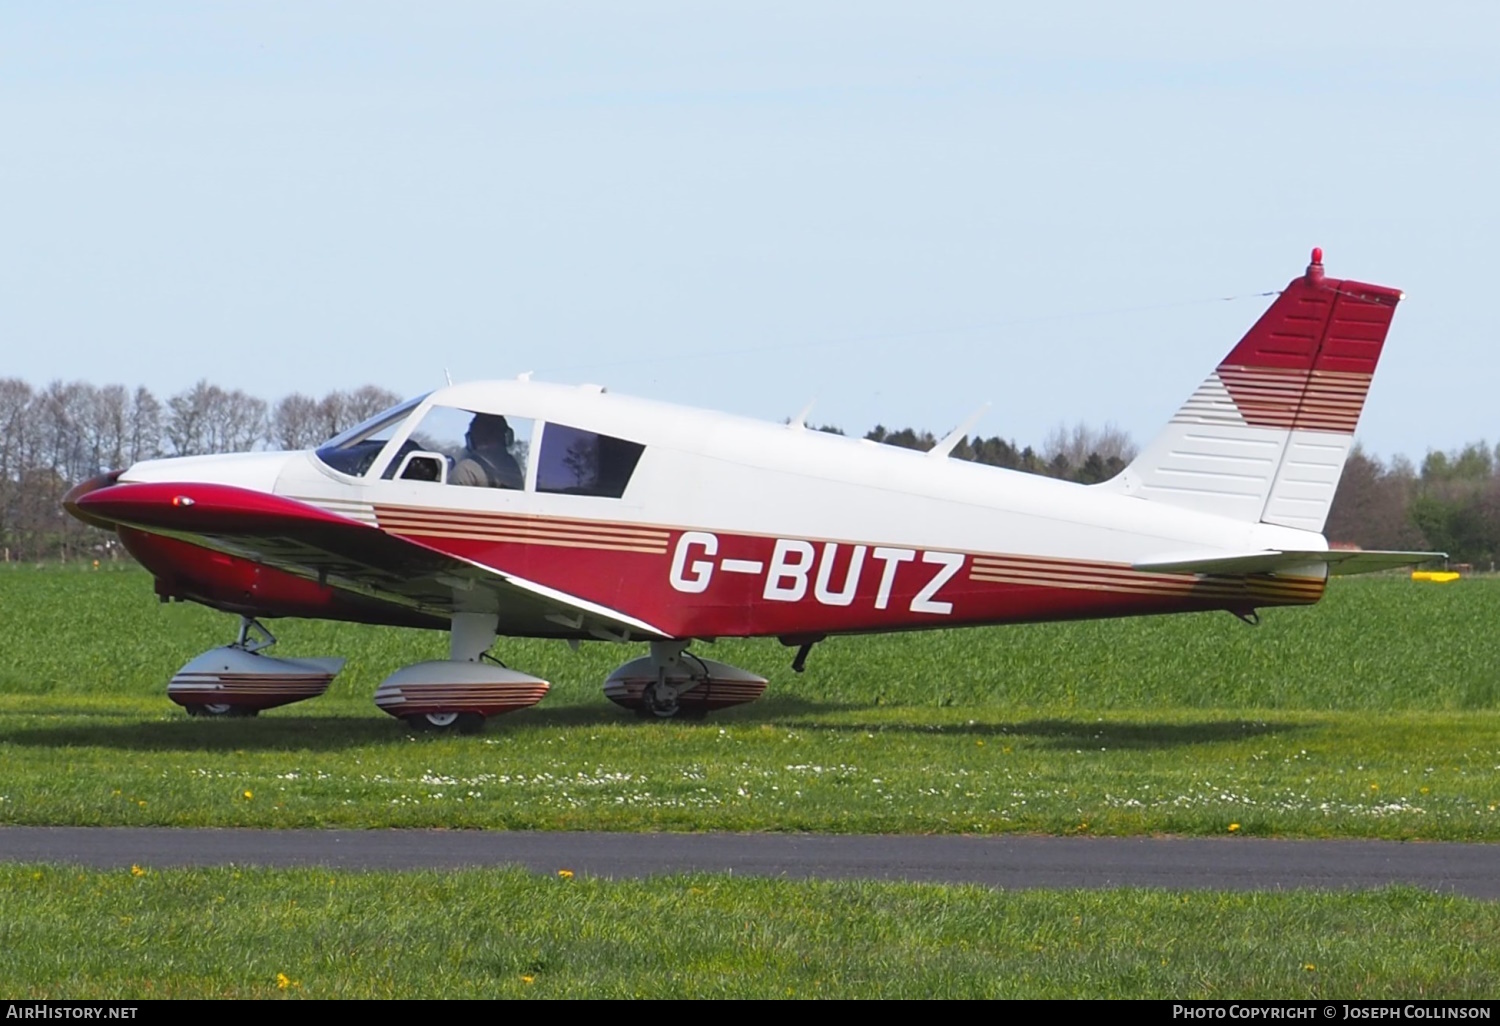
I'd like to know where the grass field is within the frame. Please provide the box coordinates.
[1,566,1498,837]
[3,565,1499,997]
[6,563,1498,711]
[4,865,1499,999]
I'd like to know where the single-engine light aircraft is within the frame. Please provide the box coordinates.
[64,250,1439,728]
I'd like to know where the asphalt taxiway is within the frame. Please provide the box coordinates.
[1,827,1496,897]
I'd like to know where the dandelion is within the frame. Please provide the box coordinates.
[558,869,574,880]
[243,790,254,800]
[1228,823,1241,833]
[1304,963,1316,972]
[277,973,291,990]
[130,865,145,877]
[521,975,535,985]
[137,800,146,807]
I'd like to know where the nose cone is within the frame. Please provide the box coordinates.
[62,470,126,529]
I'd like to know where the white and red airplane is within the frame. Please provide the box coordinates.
[64,249,1437,729]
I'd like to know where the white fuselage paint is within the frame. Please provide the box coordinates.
[118,379,1329,588]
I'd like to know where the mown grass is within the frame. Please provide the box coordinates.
[2,698,1499,837]
[4,564,1498,711]
[4,865,1498,998]
[1,568,1498,836]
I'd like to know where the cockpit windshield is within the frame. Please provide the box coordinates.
[313,393,429,477]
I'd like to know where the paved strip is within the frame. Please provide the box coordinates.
[1,827,1497,898]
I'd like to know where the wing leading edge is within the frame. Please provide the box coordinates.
[73,481,668,640]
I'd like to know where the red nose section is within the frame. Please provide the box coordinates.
[62,470,126,530]
[71,481,359,533]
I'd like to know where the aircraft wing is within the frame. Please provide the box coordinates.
[1132,549,1446,577]
[73,481,669,640]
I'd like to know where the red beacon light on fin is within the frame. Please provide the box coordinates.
[1306,246,1325,283]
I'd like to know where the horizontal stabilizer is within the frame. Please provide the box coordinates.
[1133,549,1445,577]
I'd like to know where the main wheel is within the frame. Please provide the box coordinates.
[635,704,707,721]
[184,703,258,718]
[640,680,680,719]
[405,712,485,733]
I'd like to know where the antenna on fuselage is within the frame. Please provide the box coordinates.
[928,402,991,459]
[444,368,453,386]
[788,399,816,431]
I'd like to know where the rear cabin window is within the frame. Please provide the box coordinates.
[535,423,645,499]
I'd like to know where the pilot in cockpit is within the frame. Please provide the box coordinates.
[453,413,524,489]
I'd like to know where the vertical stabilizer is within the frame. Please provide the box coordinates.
[1106,250,1402,531]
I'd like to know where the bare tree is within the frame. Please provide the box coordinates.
[35,381,95,482]
[166,381,214,456]
[269,393,324,450]
[209,389,267,453]
[167,381,266,456]
[0,378,35,560]
[308,386,401,442]
[315,390,351,441]
[1041,421,1138,470]
[83,384,130,473]
[127,386,162,465]
[346,385,403,424]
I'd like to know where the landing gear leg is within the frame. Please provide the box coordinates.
[641,640,693,719]
[233,616,277,653]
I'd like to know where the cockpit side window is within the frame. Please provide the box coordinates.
[313,394,427,477]
[383,405,534,490]
[535,423,645,498]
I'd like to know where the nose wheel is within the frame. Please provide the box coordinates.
[168,617,344,718]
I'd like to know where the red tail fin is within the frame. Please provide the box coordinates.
[1216,250,1402,435]
[1108,250,1403,532]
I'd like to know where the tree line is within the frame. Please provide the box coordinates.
[0,378,400,562]
[1,376,1492,568]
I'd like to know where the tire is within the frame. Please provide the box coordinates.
[406,712,485,734]
[184,703,258,718]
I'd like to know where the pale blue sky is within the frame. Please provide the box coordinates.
[2,2,1496,459]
